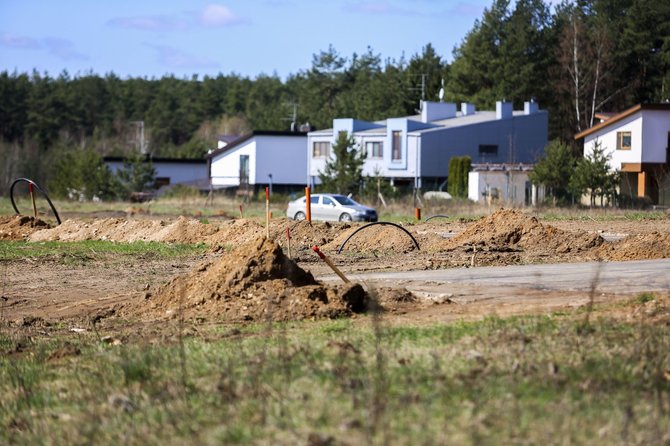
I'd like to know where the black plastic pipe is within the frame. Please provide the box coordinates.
[9,177,62,225]
[336,221,420,254]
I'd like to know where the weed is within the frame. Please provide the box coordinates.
[636,292,655,305]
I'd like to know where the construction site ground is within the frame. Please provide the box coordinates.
[2,208,670,335]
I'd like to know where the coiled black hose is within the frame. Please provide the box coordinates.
[9,178,61,225]
[337,221,420,254]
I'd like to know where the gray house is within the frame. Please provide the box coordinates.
[307,100,548,190]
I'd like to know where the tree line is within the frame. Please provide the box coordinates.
[1,0,668,198]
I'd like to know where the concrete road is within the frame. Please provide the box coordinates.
[320,259,670,308]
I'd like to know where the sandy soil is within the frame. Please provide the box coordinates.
[1,208,670,333]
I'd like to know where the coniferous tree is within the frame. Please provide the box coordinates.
[528,139,577,204]
[318,132,364,196]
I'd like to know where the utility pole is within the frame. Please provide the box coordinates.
[131,121,147,154]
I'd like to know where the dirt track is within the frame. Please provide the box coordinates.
[2,209,670,329]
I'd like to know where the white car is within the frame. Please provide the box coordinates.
[286,194,378,222]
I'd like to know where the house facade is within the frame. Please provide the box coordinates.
[103,156,209,188]
[207,131,307,192]
[575,104,670,205]
[468,163,542,206]
[307,100,548,191]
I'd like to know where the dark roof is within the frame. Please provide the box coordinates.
[575,104,670,140]
[206,130,307,159]
[103,155,206,164]
[217,134,241,144]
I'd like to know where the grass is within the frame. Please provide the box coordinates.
[1,314,668,445]
[0,240,208,261]
[4,195,667,225]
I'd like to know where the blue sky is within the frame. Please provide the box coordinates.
[2,0,506,79]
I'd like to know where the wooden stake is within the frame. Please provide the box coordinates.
[239,204,243,218]
[265,187,270,239]
[286,227,292,259]
[312,246,350,283]
[415,207,421,221]
[29,183,37,219]
[305,186,312,222]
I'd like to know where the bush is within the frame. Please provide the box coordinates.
[48,146,123,200]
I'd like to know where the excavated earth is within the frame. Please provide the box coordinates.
[125,238,371,322]
[0,215,51,240]
[2,208,670,329]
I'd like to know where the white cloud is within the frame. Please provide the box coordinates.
[148,44,220,69]
[0,32,40,49]
[0,33,87,60]
[107,15,189,32]
[200,4,246,27]
[43,38,88,61]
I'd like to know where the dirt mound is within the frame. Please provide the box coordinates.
[323,223,420,253]
[29,216,273,246]
[205,219,264,248]
[598,232,670,261]
[436,208,604,255]
[271,219,345,252]
[0,215,51,240]
[151,216,220,244]
[135,238,369,321]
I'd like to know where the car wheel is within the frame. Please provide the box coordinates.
[294,211,306,221]
[339,213,352,222]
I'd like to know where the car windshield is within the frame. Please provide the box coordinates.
[332,195,357,206]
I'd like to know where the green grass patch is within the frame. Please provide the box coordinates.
[0,240,208,261]
[1,315,668,444]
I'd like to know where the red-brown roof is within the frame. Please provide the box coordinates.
[574,104,670,140]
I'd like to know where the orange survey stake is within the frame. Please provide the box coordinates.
[312,245,350,283]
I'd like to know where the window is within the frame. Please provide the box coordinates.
[617,131,631,150]
[239,155,249,184]
[365,141,383,159]
[310,196,320,204]
[312,141,330,157]
[391,131,402,161]
[322,196,334,206]
[479,145,498,157]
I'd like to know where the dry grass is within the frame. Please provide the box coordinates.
[1,307,669,445]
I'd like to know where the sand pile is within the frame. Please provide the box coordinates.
[324,223,420,253]
[271,220,345,253]
[437,209,604,254]
[206,219,265,248]
[0,215,51,241]
[136,237,369,321]
[597,232,670,261]
[29,216,289,247]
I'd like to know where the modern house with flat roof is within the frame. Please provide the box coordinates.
[575,103,670,206]
[103,156,209,189]
[307,100,548,191]
[207,130,307,193]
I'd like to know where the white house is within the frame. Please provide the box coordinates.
[307,100,548,191]
[468,163,544,206]
[103,156,209,188]
[575,104,670,205]
[207,131,307,191]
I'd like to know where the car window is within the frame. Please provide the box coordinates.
[322,196,334,206]
[310,196,320,204]
[332,195,357,206]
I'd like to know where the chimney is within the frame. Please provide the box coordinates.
[524,100,539,115]
[496,101,513,120]
[461,102,476,116]
[421,100,456,123]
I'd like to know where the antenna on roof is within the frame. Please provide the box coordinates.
[282,102,299,131]
[408,73,427,102]
[438,78,445,102]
